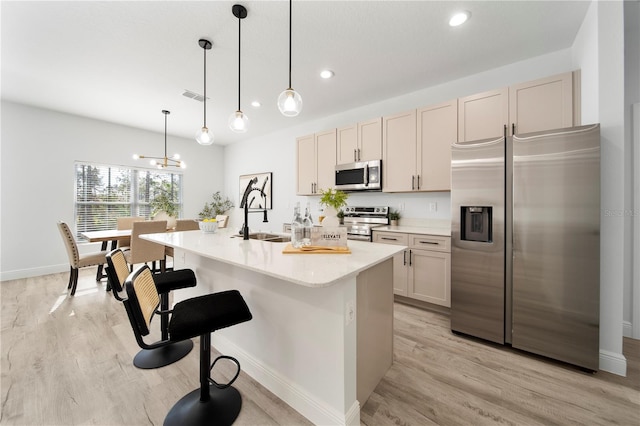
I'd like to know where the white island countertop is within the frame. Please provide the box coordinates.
[142,227,405,288]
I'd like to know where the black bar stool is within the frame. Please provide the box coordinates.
[124,265,253,425]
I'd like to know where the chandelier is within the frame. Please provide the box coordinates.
[133,110,186,169]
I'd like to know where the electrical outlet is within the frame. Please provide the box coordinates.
[398,203,405,211]
[429,202,437,212]
[345,301,355,326]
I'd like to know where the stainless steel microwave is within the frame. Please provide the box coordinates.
[335,160,382,191]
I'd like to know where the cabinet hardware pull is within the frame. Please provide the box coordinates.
[357,148,361,161]
[411,176,415,190]
[417,175,420,190]
[403,250,407,266]
[409,249,412,266]
[512,123,515,135]
[354,149,357,162]
[381,237,397,241]
[420,241,439,245]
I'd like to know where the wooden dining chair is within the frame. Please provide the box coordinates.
[57,221,108,296]
[116,216,145,250]
[123,220,167,272]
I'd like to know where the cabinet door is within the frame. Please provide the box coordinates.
[373,232,409,296]
[417,100,457,191]
[337,124,358,165]
[297,134,316,195]
[358,117,382,162]
[409,250,451,307]
[509,72,573,135]
[458,87,508,142]
[382,109,417,192]
[315,129,337,192]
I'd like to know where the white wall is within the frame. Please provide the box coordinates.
[223,48,575,232]
[0,101,225,280]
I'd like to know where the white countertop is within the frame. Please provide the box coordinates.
[373,225,451,237]
[142,228,405,288]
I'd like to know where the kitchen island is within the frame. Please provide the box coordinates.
[142,228,404,425]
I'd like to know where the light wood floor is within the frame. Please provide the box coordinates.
[1,268,638,425]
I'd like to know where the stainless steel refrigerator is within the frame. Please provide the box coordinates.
[450,124,600,371]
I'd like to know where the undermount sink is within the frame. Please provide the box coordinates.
[234,233,291,243]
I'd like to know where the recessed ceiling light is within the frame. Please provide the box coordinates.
[251,101,261,107]
[320,70,334,79]
[449,11,470,27]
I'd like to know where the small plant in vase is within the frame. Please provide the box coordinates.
[319,188,349,227]
[150,184,179,228]
[389,210,401,226]
[199,191,234,219]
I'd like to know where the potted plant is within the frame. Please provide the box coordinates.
[319,188,349,227]
[150,184,179,228]
[389,210,400,226]
[337,209,345,225]
[199,191,234,219]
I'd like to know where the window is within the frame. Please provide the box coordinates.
[74,162,183,240]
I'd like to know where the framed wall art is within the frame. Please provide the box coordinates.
[239,172,272,209]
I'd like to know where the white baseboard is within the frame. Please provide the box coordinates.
[213,334,359,426]
[599,349,627,377]
[623,320,633,338]
[0,264,67,282]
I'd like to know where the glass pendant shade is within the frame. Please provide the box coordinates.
[277,88,303,117]
[229,110,249,133]
[195,126,214,145]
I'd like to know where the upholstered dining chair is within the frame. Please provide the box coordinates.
[56,221,108,296]
[124,265,252,425]
[105,248,196,368]
[116,216,145,249]
[165,219,200,261]
[123,220,167,273]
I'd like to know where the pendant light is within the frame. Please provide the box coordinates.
[277,0,302,117]
[133,110,186,169]
[229,4,249,133]
[195,38,214,145]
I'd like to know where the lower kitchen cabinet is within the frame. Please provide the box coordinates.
[373,231,451,307]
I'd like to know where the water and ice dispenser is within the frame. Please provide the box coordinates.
[461,206,492,243]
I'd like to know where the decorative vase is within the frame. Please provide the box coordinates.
[321,206,340,227]
[154,211,177,229]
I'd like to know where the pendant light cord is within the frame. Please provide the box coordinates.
[288,0,292,89]
[164,112,168,158]
[203,45,207,127]
[238,14,242,112]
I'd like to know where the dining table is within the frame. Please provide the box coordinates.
[81,229,133,284]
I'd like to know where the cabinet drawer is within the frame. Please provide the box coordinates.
[373,232,409,245]
[409,235,450,252]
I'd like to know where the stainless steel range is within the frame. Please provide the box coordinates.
[343,206,389,241]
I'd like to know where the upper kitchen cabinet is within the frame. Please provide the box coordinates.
[417,100,457,191]
[458,87,509,142]
[509,72,575,135]
[296,129,337,195]
[336,118,382,164]
[458,71,578,142]
[383,100,456,192]
[382,109,417,192]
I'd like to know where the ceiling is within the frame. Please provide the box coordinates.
[1,1,590,146]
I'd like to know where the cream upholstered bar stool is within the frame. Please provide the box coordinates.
[105,248,196,368]
[124,220,167,273]
[56,221,108,296]
[124,265,252,425]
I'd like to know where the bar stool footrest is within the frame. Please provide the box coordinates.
[209,355,241,389]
